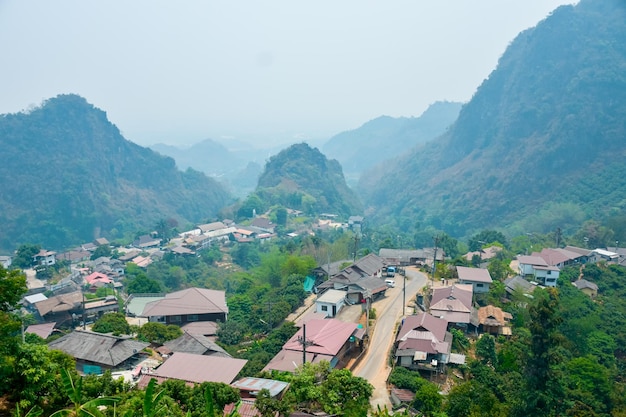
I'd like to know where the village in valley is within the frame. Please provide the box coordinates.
[4,211,620,416]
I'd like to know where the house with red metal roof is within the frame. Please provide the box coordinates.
[456,266,493,294]
[262,318,359,373]
[429,284,478,331]
[395,312,452,372]
[137,352,246,388]
[142,287,228,325]
[84,271,112,286]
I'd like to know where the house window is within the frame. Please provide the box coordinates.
[476,283,484,288]
[321,305,328,311]
[170,315,181,323]
[187,314,198,322]
[547,271,552,275]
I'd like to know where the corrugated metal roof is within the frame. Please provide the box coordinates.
[431,284,473,309]
[142,287,228,317]
[164,332,230,357]
[456,266,493,283]
[397,312,447,343]
[25,322,56,339]
[153,352,246,384]
[231,377,289,398]
[283,319,357,356]
[48,331,148,366]
[261,348,330,373]
[316,289,346,304]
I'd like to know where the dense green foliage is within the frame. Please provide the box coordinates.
[359,0,626,240]
[136,322,182,344]
[91,312,131,336]
[439,262,626,416]
[0,94,232,251]
[323,101,462,183]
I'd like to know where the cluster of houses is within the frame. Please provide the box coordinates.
[8,216,626,415]
[391,265,509,376]
[515,245,621,291]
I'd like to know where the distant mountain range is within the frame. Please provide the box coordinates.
[150,139,286,198]
[359,0,626,239]
[0,95,232,251]
[253,143,362,218]
[323,101,463,184]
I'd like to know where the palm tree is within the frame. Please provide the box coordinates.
[50,368,119,417]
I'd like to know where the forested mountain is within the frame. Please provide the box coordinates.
[323,101,462,183]
[359,0,626,239]
[253,143,362,218]
[0,95,232,251]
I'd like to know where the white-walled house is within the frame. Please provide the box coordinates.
[516,255,559,287]
[456,266,493,293]
[315,289,346,318]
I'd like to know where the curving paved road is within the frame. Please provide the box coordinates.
[352,267,428,412]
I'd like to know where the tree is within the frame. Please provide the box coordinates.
[487,259,514,281]
[475,334,497,367]
[0,266,27,312]
[439,233,460,259]
[412,382,443,417]
[136,322,182,344]
[319,369,373,416]
[275,207,288,227]
[13,244,41,269]
[450,328,470,352]
[520,288,566,417]
[50,368,119,417]
[469,230,508,251]
[125,274,162,294]
[91,313,131,336]
[90,245,111,261]
[11,344,74,410]
[255,388,290,417]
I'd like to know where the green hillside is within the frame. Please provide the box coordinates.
[323,101,462,183]
[253,143,362,218]
[0,94,232,250]
[359,0,626,238]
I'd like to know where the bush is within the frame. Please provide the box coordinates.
[92,312,130,336]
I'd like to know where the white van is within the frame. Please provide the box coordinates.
[385,279,396,288]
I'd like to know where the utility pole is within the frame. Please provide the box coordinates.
[555,227,562,247]
[353,234,360,262]
[82,290,86,330]
[402,268,406,317]
[432,235,440,290]
[298,324,314,365]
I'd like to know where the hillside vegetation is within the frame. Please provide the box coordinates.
[245,143,362,218]
[359,0,626,239]
[323,101,462,183]
[0,94,232,250]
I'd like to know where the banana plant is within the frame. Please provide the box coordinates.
[50,368,119,417]
[13,404,43,417]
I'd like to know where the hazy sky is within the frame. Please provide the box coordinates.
[0,1,577,147]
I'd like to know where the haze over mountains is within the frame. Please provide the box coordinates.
[322,101,463,184]
[1,0,624,252]
[360,0,626,238]
[0,95,232,251]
